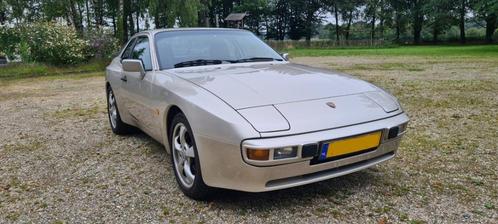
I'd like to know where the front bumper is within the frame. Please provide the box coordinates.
[196,113,409,192]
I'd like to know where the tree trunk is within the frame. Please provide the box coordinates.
[93,0,104,28]
[222,0,234,26]
[334,3,339,43]
[85,0,91,29]
[128,11,135,35]
[136,0,140,33]
[154,9,160,28]
[379,17,384,39]
[413,20,422,44]
[77,3,84,28]
[345,10,353,41]
[112,16,117,36]
[459,0,466,44]
[200,10,210,27]
[395,12,401,42]
[433,27,438,42]
[413,0,423,44]
[485,13,497,43]
[370,14,376,44]
[65,10,72,28]
[68,0,84,33]
[305,2,314,46]
[121,0,128,43]
[379,3,386,39]
[0,0,5,25]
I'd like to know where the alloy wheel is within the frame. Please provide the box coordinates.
[108,90,118,128]
[172,123,196,188]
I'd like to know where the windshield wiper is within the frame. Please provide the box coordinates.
[230,57,284,63]
[174,59,223,68]
[174,57,283,68]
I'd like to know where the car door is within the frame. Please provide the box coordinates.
[106,38,137,124]
[120,36,158,135]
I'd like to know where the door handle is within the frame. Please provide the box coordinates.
[121,76,128,82]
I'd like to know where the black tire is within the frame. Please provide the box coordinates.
[106,86,134,135]
[169,113,213,200]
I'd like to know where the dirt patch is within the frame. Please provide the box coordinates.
[0,56,496,223]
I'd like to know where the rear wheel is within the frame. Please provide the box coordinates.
[107,86,134,135]
[170,113,212,200]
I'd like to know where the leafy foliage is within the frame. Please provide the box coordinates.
[0,23,88,65]
[0,26,22,58]
[84,28,121,59]
[23,23,88,65]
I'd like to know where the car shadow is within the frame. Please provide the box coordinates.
[206,170,378,209]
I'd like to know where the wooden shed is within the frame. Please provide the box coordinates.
[225,13,248,28]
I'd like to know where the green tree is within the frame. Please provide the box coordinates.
[410,0,426,44]
[149,0,176,28]
[472,0,498,43]
[177,0,201,27]
[41,0,69,22]
[0,0,6,24]
[457,0,468,43]
[286,0,323,43]
[365,0,381,41]
[425,0,456,42]
[340,0,363,41]
[266,0,290,40]
[324,0,348,42]
[390,0,410,42]
[93,0,105,28]
[104,0,120,36]
[233,0,269,35]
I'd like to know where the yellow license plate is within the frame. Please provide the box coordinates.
[319,131,382,160]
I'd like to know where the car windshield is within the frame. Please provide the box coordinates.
[155,30,284,69]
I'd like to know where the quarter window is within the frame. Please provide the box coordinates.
[121,38,136,60]
[131,37,153,71]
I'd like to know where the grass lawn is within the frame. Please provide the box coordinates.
[288,44,498,58]
[0,60,108,80]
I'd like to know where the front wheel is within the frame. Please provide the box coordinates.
[170,113,212,200]
[107,86,134,135]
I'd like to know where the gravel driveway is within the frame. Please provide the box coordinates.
[0,56,497,223]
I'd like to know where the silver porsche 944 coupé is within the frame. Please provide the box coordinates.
[106,28,409,200]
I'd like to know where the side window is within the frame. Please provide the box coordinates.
[121,38,136,60]
[131,37,152,71]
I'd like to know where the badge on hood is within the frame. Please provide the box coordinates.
[326,102,336,108]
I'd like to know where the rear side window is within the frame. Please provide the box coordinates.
[130,37,152,71]
[121,38,136,60]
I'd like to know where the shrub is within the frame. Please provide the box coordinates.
[0,26,22,59]
[83,28,121,60]
[23,23,88,65]
[1,23,122,66]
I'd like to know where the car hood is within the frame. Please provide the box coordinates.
[172,62,378,109]
[172,62,400,133]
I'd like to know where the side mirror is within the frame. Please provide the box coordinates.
[281,53,289,61]
[122,59,146,79]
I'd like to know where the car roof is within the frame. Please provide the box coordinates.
[132,28,248,37]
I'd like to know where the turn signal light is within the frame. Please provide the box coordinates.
[246,148,270,161]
